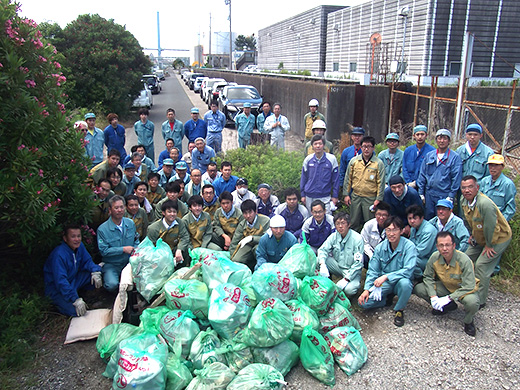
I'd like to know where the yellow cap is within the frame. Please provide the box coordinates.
[487,154,505,165]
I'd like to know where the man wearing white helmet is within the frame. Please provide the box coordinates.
[255,214,297,271]
[304,119,333,156]
[304,98,325,141]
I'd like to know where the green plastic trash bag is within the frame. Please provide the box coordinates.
[103,332,168,389]
[234,298,294,348]
[299,276,338,316]
[198,253,252,290]
[319,301,361,334]
[227,363,285,390]
[216,339,253,373]
[96,323,144,361]
[300,326,335,386]
[166,352,193,390]
[164,278,209,320]
[285,298,320,343]
[251,263,298,302]
[130,237,175,302]
[239,276,258,307]
[188,328,226,370]
[139,306,171,335]
[159,309,200,358]
[324,326,368,376]
[336,290,352,311]
[189,247,230,263]
[279,234,317,279]
[251,339,300,376]
[208,283,252,339]
[185,362,236,390]
[171,266,202,281]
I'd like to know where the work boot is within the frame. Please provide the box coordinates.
[432,300,458,315]
[394,310,404,327]
[464,321,476,337]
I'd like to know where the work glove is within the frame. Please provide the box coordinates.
[446,197,453,203]
[91,272,102,289]
[430,296,442,310]
[368,286,382,301]
[73,298,87,317]
[437,295,452,309]
[319,262,330,278]
[408,181,416,189]
[239,235,253,249]
[420,195,425,204]
[336,278,349,290]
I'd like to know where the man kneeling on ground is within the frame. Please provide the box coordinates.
[44,224,103,317]
[413,231,480,336]
[317,212,364,296]
[255,215,297,271]
[358,216,417,327]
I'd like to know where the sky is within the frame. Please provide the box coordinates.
[18,0,366,59]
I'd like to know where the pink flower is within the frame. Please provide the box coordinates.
[18,144,25,150]
[25,79,36,88]
[41,110,49,117]
[38,169,44,177]
[63,176,68,180]
[54,61,61,69]
[38,55,47,63]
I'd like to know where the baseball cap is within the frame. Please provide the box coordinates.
[175,161,188,170]
[487,154,505,165]
[163,158,174,166]
[413,125,427,134]
[124,162,136,170]
[191,107,199,114]
[435,129,451,138]
[385,133,400,141]
[466,124,482,134]
[257,183,272,191]
[84,113,96,120]
[236,178,248,186]
[436,199,453,209]
[243,102,252,108]
[352,127,365,135]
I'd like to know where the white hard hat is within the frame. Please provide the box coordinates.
[74,120,88,130]
[312,119,327,131]
[270,215,286,228]
[308,99,319,107]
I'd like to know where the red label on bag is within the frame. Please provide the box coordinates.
[170,288,186,298]
[231,287,241,303]
[118,358,137,372]
[262,298,275,308]
[278,277,290,294]
[116,374,128,388]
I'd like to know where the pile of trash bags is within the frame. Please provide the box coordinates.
[96,240,368,389]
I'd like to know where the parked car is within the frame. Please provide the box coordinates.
[193,76,208,93]
[218,85,262,123]
[188,73,205,90]
[243,65,259,73]
[208,81,228,107]
[202,78,226,103]
[142,74,161,94]
[132,84,153,109]
[155,69,165,80]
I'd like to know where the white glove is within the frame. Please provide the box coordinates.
[446,197,453,203]
[420,195,425,204]
[319,263,330,278]
[368,286,382,301]
[438,295,452,308]
[73,298,87,316]
[408,181,416,189]
[91,272,102,288]
[239,235,253,248]
[430,296,442,310]
[336,278,349,290]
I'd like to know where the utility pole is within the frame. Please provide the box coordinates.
[225,0,232,70]
[209,13,212,67]
[157,12,161,62]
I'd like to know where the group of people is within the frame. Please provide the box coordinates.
[44,101,515,338]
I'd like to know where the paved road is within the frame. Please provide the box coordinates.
[126,73,303,162]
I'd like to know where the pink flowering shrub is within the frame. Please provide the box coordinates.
[0,0,95,254]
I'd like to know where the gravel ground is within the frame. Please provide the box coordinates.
[11,287,520,390]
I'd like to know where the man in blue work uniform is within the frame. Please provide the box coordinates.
[256,101,274,134]
[161,108,185,155]
[191,137,216,175]
[263,103,290,150]
[406,204,437,280]
[256,183,280,217]
[235,102,256,149]
[358,216,417,327]
[339,126,364,187]
[402,125,435,189]
[274,187,309,239]
[300,199,335,253]
[429,199,470,252]
[157,158,175,189]
[480,154,516,221]
[133,108,155,163]
[184,107,207,143]
[378,133,404,184]
[204,102,226,153]
[104,113,127,162]
[455,123,494,182]
[300,134,339,214]
[213,161,238,196]
[84,113,104,167]
[97,195,139,293]
[255,214,298,271]
[383,175,422,230]
[44,224,102,317]
[417,129,463,220]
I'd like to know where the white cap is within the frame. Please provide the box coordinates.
[270,215,286,228]
[308,99,319,107]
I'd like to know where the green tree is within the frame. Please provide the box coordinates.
[52,14,152,114]
[173,58,185,69]
[0,0,95,256]
[235,34,256,51]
